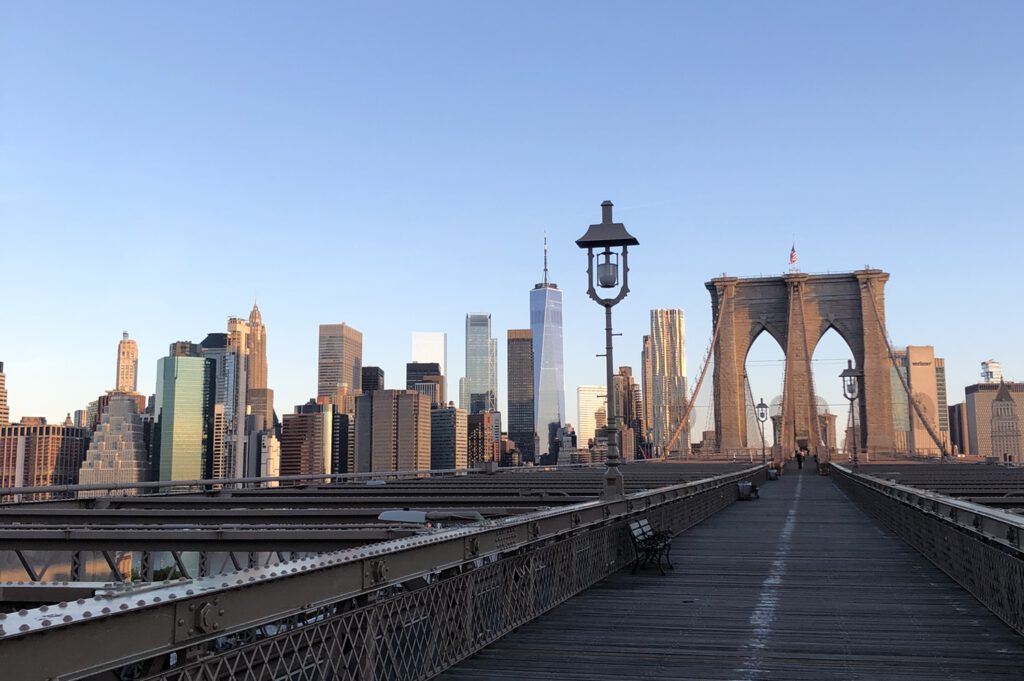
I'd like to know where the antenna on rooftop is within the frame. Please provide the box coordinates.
[543,230,549,286]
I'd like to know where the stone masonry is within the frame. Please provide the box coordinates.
[707,269,896,462]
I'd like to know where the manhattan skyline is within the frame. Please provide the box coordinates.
[2,3,1021,429]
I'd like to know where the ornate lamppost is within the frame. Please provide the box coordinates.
[755,397,769,466]
[840,360,863,469]
[576,201,639,499]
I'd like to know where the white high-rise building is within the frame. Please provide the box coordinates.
[413,332,448,399]
[78,394,149,494]
[981,360,1004,384]
[650,309,688,456]
[413,332,447,377]
[577,385,607,449]
[259,431,281,486]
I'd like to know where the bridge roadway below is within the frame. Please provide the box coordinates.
[440,466,1024,680]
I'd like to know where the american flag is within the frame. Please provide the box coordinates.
[789,243,798,265]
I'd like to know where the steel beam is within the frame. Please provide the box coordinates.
[0,526,419,552]
[0,463,751,507]
[14,549,39,582]
[0,506,542,526]
[0,582,114,604]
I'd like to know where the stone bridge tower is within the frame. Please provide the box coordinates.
[706,269,895,461]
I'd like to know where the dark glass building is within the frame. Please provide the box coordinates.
[506,329,535,463]
[361,366,385,393]
[406,362,444,405]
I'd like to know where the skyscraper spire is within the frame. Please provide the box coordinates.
[535,231,557,291]
[543,231,549,286]
[249,300,262,325]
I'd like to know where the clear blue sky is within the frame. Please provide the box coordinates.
[2,2,1021,438]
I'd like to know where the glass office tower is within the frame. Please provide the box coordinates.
[530,241,565,458]
[155,355,214,481]
[506,329,536,462]
[462,314,496,413]
[318,323,363,399]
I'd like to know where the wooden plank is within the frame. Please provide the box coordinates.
[440,468,1024,680]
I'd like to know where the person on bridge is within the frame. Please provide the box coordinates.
[796,451,805,470]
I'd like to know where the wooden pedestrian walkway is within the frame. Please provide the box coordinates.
[440,468,1024,680]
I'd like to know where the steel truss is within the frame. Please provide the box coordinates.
[0,466,764,680]
[0,464,751,585]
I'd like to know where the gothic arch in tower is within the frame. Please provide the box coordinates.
[706,270,896,460]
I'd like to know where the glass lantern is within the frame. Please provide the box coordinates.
[596,251,619,288]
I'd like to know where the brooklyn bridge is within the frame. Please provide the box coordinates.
[1,271,1021,680]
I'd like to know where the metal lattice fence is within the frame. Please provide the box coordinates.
[141,525,627,681]
[119,481,742,681]
[832,464,1024,636]
[0,466,763,681]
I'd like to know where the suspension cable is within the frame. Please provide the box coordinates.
[862,278,948,457]
[744,371,762,461]
[661,286,728,457]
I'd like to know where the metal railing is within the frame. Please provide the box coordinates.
[831,463,1024,636]
[0,463,618,503]
[0,465,764,681]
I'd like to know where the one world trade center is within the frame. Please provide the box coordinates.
[530,236,565,460]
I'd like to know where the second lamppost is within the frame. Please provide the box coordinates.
[840,360,863,468]
[576,201,639,499]
[755,397,769,466]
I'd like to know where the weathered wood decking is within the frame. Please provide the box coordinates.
[440,467,1024,680]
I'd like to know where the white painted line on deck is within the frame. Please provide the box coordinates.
[736,473,803,680]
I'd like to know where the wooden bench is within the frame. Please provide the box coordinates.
[628,518,674,575]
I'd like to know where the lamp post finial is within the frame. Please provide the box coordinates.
[601,200,614,223]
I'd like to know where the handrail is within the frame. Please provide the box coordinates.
[831,464,1024,552]
[831,463,1024,638]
